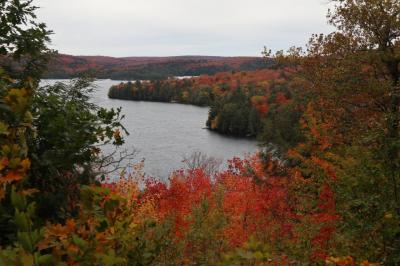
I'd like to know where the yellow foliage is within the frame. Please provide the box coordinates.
[210,115,220,130]
[360,261,380,266]
[326,256,380,266]
[182,91,190,101]
[20,158,31,172]
[326,256,355,266]
[4,88,31,113]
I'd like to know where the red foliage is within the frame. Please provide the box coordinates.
[275,92,289,104]
[311,184,339,260]
[47,54,266,78]
[139,155,297,247]
[191,69,284,92]
[251,95,270,115]
[101,154,339,262]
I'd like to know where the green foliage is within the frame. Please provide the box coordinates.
[208,100,254,137]
[38,185,181,266]
[0,188,52,266]
[28,78,128,221]
[109,71,305,146]
[108,79,213,106]
[276,0,400,263]
[332,145,400,264]
[110,78,266,137]
[0,0,50,56]
[0,0,52,81]
[184,195,227,265]
[2,0,398,265]
[218,237,271,266]
[125,219,181,266]
[261,101,303,153]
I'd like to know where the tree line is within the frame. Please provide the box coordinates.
[108,69,304,151]
[1,0,399,265]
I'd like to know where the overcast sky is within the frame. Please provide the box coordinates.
[35,0,334,57]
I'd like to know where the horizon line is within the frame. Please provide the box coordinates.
[55,53,264,58]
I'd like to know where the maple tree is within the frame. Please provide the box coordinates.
[108,68,304,143]
[1,0,396,265]
[271,0,400,263]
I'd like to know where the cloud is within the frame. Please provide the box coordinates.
[35,0,334,56]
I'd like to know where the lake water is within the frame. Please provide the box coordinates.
[41,79,259,180]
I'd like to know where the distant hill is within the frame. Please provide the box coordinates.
[42,54,270,80]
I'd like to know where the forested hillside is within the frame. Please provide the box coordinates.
[1,0,399,265]
[36,54,267,80]
[108,68,303,150]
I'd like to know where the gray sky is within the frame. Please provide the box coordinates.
[35,0,334,57]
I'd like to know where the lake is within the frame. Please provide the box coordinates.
[41,79,259,180]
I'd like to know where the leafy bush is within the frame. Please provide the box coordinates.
[29,79,128,221]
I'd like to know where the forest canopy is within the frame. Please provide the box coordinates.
[1,0,399,265]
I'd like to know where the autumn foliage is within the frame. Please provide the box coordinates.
[39,54,268,80]
[31,154,342,265]
[108,68,300,139]
[2,0,399,265]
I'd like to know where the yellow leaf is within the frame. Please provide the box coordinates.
[0,122,8,135]
[20,158,31,171]
[384,213,393,219]
[5,88,30,113]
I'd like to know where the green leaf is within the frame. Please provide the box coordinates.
[0,122,8,135]
[37,254,53,265]
[17,232,34,253]
[71,234,87,250]
[14,210,30,232]
[11,189,27,211]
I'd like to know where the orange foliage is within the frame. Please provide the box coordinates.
[37,154,342,264]
[326,256,380,266]
[2,170,24,183]
[136,154,336,261]
[251,95,270,114]
[275,92,289,104]
[191,69,285,92]
[47,54,266,79]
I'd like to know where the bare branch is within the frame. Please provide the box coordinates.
[181,150,223,176]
